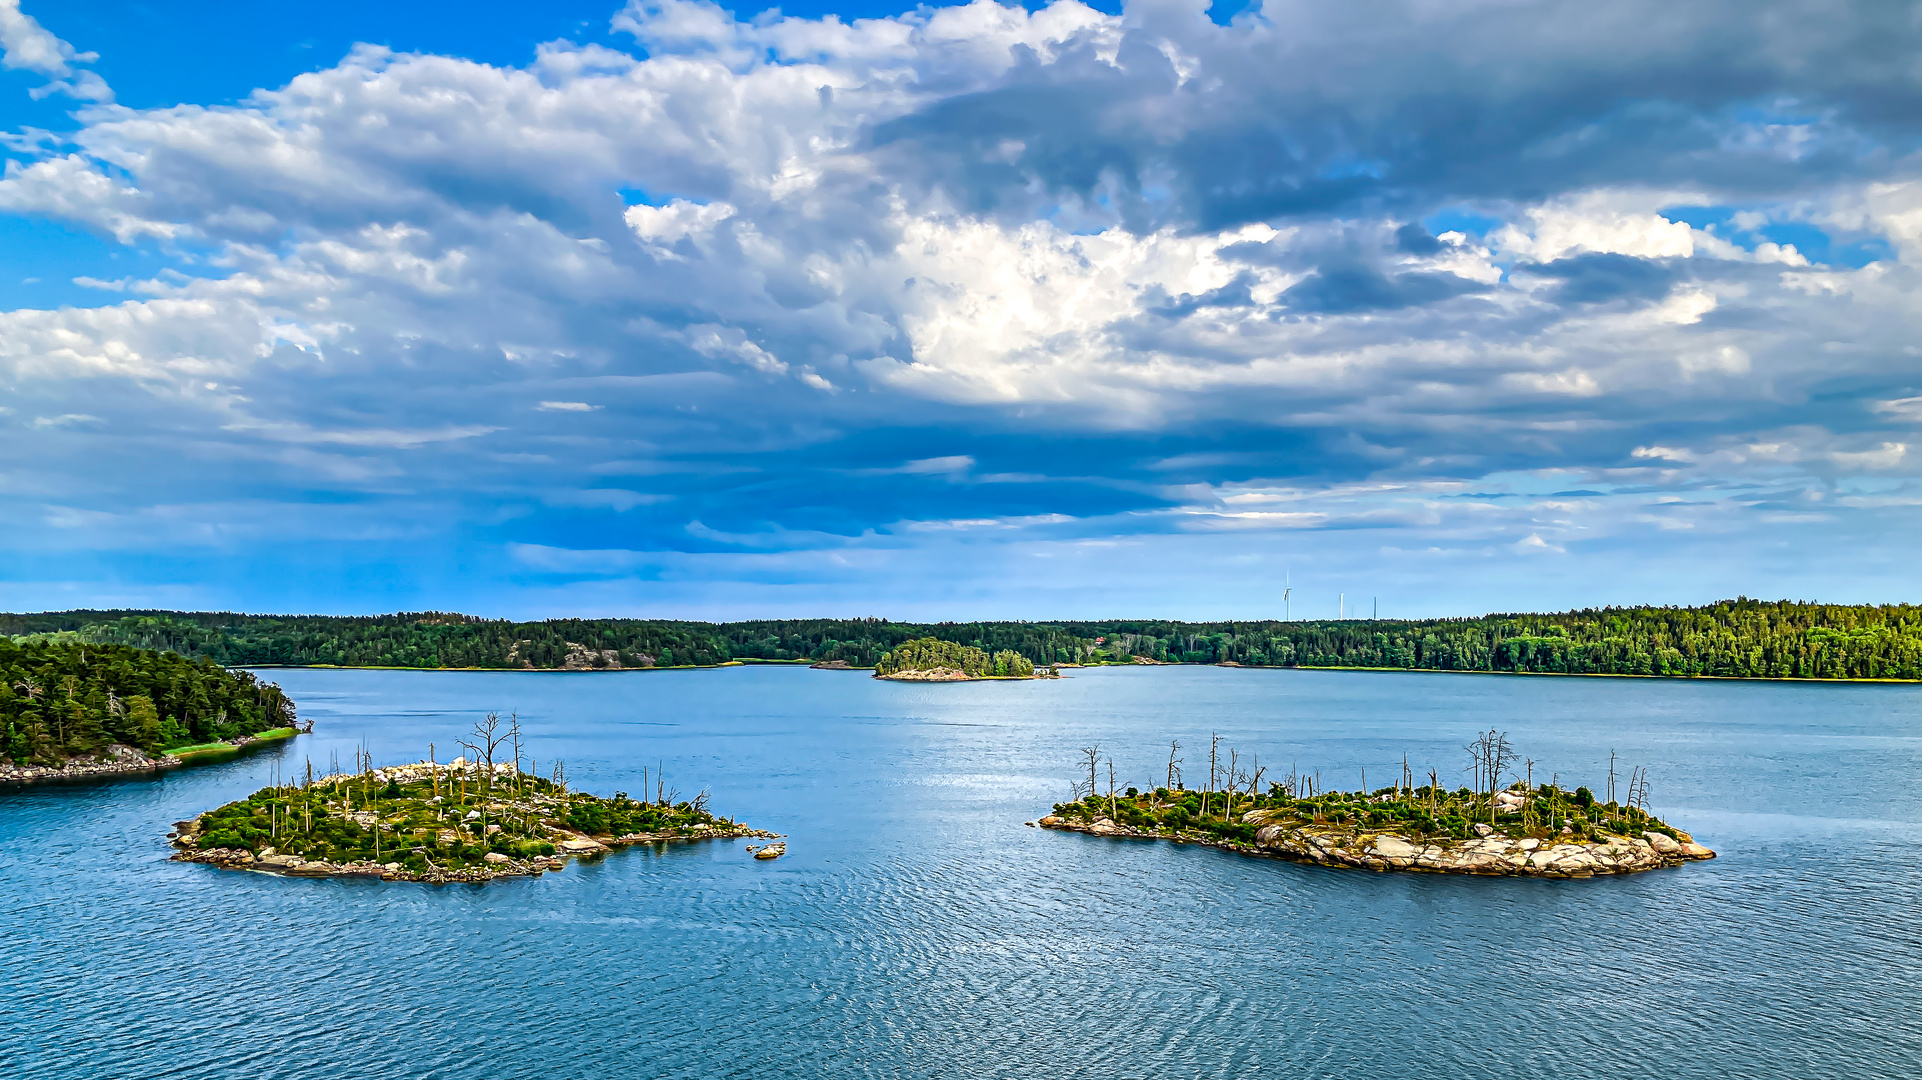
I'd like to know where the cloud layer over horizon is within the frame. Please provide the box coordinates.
[3,0,1922,619]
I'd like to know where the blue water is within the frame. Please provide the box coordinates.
[2,666,1918,1078]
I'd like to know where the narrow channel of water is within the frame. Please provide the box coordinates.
[2,665,1917,1078]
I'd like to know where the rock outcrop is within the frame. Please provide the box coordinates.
[1035,815,1715,878]
[0,733,294,786]
[171,822,781,884]
[873,667,978,682]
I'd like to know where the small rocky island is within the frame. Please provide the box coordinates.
[1037,735,1715,878]
[173,744,776,884]
[872,637,1059,682]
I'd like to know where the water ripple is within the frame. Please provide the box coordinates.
[2,665,1918,1078]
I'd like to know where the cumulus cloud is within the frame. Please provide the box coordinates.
[0,1,111,101]
[4,0,1922,613]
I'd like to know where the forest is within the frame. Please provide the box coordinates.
[0,638,296,765]
[11,597,1922,681]
[0,611,730,670]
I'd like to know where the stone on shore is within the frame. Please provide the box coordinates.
[1041,813,1716,880]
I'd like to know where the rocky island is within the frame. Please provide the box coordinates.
[172,725,776,883]
[1037,733,1715,878]
[872,637,1059,682]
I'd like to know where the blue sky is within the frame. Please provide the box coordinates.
[3,0,1922,621]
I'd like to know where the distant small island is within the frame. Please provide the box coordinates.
[172,715,776,883]
[872,637,1059,682]
[1036,732,1714,878]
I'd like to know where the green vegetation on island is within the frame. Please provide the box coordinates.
[872,637,1045,680]
[13,596,1922,681]
[1039,732,1714,877]
[174,713,774,883]
[0,638,296,772]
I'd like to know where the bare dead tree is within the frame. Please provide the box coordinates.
[1206,732,1221,818]
[1166,740,1182,792]
[1224,748,1241,819]
[1079,745,1102,803]
[1465,729,1519,822]
[508,712,525,794]
[1625,767,1651,817]
[1106,759,1118,820]
[1607,750,1618,823]
[458,712,510,796]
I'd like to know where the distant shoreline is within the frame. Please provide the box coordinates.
[227,659,1922,685]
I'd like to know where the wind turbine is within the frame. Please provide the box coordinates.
[1282,586,1292,622]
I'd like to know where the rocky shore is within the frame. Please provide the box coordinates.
[1034,811,1715,878]
[171,819,782,884]
[0,732,294,786]
[167,756,779,885]
[874,667,980,682]
[873,667,1063,682]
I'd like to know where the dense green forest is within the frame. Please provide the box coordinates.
[0,638,296,765]
[1,611,729,669]
[873,637,1036,678]
[11,598,1922,680]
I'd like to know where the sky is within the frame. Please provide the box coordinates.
[2,0,1921,621]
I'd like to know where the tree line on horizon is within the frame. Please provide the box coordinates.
[8,597,1922,681]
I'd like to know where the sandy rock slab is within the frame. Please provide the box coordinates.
[1037,816,1714,879]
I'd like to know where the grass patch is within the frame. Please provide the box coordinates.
[166,728,298,760]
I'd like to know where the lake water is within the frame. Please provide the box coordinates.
[2,665,1918,1078]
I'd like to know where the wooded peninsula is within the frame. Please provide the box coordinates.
[0,638,298,778]
[9,597,1922,680]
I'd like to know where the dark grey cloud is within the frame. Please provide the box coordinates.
[3,0,1922,616]
[867,0,1922,232]
[1282,262,1488,314]
[1522,253,1678,305]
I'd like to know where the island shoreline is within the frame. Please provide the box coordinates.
[1034,814,1715,878]
[0,729,300,787]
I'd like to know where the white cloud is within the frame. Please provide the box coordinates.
[0,1,110,101]
[30,413,100,428]
[1,0,1921,611]
[1494,193,1697,263]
